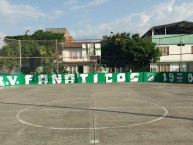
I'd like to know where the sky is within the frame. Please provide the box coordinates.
[1,0,193,43]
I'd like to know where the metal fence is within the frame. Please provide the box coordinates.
[0,38,155,74]
[0,38,62,74]
[0,38,105,74]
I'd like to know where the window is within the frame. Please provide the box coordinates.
[69,50,82,59]
[187,63,193,72]
[158,46,169,56]
[69,67,72,72]
[86,43,96,55]
[72,66,76,73]
[191,46,193,54]
[150,67,157,72]
[68,66,77,73]
[158,64,170,72]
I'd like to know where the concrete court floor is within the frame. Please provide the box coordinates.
[0,83,193,145]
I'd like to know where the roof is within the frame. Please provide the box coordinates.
[64,41,100,48]
[46,28,101,48]
[45,28,69,34]
[64,42,82,48]
[142,21,193,38]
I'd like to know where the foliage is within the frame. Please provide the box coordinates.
[1,30,64,74]
[52,63,68,74]
[0,39,20,69]
[101,33,160,71]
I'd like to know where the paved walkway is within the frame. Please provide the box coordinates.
[0,83,193,145]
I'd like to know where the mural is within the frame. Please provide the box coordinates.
[0,72,193,87]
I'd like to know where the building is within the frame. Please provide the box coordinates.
[46,28,102,73]
[142,21,193,72]
[62,42,101,73]
[45,28,72,41]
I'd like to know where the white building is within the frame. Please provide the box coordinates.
[142,21,193,72]
[46,28,102,73]
[62,42,102,73]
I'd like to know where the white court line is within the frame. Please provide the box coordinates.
[16,105,44,135]
[16,99,168,131]
[144,96,193,122]
[0,110,23,113]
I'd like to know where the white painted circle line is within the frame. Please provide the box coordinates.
[16,99,168,130]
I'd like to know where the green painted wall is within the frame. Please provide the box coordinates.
[0,72,193,87]
[160,72,193,83]
[143,72,160,82]
[152,34,193,45]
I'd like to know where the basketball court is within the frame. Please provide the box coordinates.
[0,83,193,145]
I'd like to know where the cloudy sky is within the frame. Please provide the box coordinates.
[1,0,193,41]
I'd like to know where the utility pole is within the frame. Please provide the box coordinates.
[56,40,59,73]
[178,35,185,72]
[18,40,22,70]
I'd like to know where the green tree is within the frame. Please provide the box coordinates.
[1,30,64,74]
[0,39,20,69]
[101,33,160,71]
